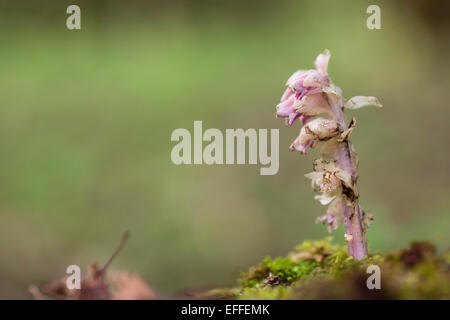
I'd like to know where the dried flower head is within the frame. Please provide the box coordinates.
[290,118,342,154]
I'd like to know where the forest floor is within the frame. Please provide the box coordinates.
[198,238,450,300]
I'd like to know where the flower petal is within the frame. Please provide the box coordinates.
[361,209,374,232]
[320,138,340,159]
[314,193,336,205]
[314,49,330,73]
[338,117,356,142]
[313,158,340,173]
[327,197,345,221]
[302,70,329,88]
[285,112,301,126]
[294,92,332,117]
[289,119,340,154]
[290,136,315,154]
[335,170,353,190]
[304,118,342,140]
[322,84,343,106]
[276,95,295,118]
[305,171,323,188]
[286,70,306,86]
[280,87,293,102]
[344,96,382,109]
[315,196,345,234]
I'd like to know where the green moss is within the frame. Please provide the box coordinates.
[229,239,449,299]
[239,256,319,288]
[240,238,382,289]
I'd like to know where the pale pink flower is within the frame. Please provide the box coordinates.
[276,50,331,126]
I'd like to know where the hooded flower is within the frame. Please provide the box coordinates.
[304,159,353,205]
[276,50,332,126]
[289,118,342,154]
[315,196,345,234]
[319,117,357,159]
[276,95,310,126]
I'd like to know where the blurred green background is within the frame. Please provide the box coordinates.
[0,0,449,298]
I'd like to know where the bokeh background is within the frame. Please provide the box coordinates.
[0,0,449,298]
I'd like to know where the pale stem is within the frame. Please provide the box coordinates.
[330,100,368,260]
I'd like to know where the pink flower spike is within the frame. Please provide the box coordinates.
[273,50,381,261]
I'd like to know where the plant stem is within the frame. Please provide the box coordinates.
[99,231,130,275]
[330,99,368,260]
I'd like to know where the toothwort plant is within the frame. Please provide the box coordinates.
[276,50,382,260]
